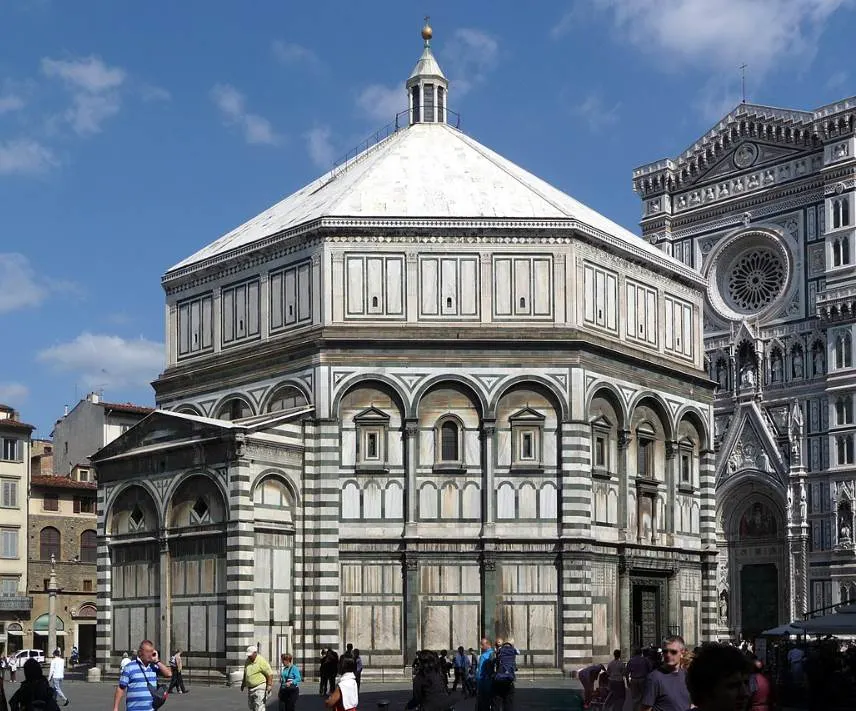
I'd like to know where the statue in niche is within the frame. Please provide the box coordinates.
[790,400,804,459]
[840,504,852,543]
[719,591,729,624]
[800,484,808,522]
[793,348,804,378]
[716,360,729,390]
[638,495,653,543]
[786,486,794,524]
[756,450,771,473]
[741,365,756,389]
[813,346,826,377]
[770,353,783,383]
[739,501,778,538]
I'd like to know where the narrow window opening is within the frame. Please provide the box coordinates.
[366,432,378,459]
[681,454,691,483]
[522,432,533,460]
[519,297,526,308]
[440,421,459,462]
[594,436,606,468]
[372,296,379,308]
[411,86,420,123]
[446,297,453,308]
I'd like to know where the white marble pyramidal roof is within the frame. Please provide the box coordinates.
[167,29,697,284]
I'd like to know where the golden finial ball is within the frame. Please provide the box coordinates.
[421,24,433,41]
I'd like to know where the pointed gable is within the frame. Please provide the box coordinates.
[509,407,546,423]
[716,401,788,487]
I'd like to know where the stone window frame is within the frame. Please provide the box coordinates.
[834,330,853,370]
[509,408,545,472]
[590,414,614,480]
[636,422,657,480]
[836,395,854,426]
[354,407,391,473]
[678,437,696,493]
[433,415,465,472]
[836,434,855,466]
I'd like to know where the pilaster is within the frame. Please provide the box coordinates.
[481,422,496,536]
[560,550,592,670]
[404,557,419,664]
[618,558,631,656]
[159,536,171,653]
[559,420,593,538]
[480,555,497,639]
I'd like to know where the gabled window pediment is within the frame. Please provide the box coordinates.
[353,406,391,424]
[508,407,546,423]
[590,414,613,431]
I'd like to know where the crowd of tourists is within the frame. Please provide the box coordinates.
[580,636,774,711]
[765,636,856,710]
[0,649,70,711]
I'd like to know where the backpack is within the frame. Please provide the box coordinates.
[493,643,517,683]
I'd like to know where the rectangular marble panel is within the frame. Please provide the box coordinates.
[420,430,434,464]
[529,604,556,651]
[514,259,531,315]
[113,607,129,652]
[497,429,511,467]
[494,259,512,315]
[442,566,460,594]
[460,258,478,315]
[374,605,401,650]
[273,591,290,622]
[346,257,364,314]
[172,605,188,651]
[284,268,297,325]
[441,259,457,314]
[130,606,146,649]
[584,265,595,323]
[201,558,216,593]
[297,262,311,321]
[592,602,607,646]
[682,605,697,647]
[343,605,372,649]
[421,259,438,315]
[270,272,283,329]
[342,564,362,594]
[341,429,356,466]
[422,605,451,650]
[367,258,384,313]
[254,592,268,620]
[464,430,479,466]
[462,566,480,595]
[386,257,403,314]
[453,603,479,649]
[210,604,225,653]
[533,259,551,315]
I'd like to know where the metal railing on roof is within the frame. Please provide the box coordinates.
[326,107,461,182]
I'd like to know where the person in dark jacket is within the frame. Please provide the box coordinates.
[9,659,60,711]
[407,651,453,711]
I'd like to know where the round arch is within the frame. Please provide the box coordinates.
[211,393,256,421]
[163,469,230,528]
[105,481,162,535]
[489,375,569,421]
[261,380,312,413]
[250,469,301,506]
[331,374,409,421]
[411,375,489,419]
[586,383,629,430]
[629,392,675,441]
[675,405,711,451]
[172,404,202,416]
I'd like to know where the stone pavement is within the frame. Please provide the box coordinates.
[1,678,585,710]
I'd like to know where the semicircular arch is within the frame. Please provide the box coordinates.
[251,468,300,505]
[675,405,711,451]
[331,374,409,421]
[105,481,162,534]
[211,393,256,420]
[490,375,569,421]
[586,383,629,430]
[411,374,488,419]
[629,392,675,441]
[261,380,312,413]
[163,469,230,527]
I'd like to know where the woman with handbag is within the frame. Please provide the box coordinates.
[279,654,302,711]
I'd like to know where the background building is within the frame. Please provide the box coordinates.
[94,26,717,673]
[26,468,98,659]
[0,404,34,655]
[31,439,54,477]
[52,392,152,476]
[634,97,856,638]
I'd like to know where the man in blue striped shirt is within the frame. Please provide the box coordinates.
[113,640,172,711]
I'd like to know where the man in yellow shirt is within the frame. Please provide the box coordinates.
[241,646,273,711]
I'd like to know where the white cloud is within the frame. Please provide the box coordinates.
[0,95,24,114]
[272,40,322,69]
[0,383,28,405]
[0,139,56,175]
[41,56,126,93]
[356,84,407,122]
[42,55,126,135]
[0,253,78,312]
[443,28,499,97]
[571,93,621,132]
[38,332,164,389]
[305,126,336,168]
[210,83,280,146]
[582,0,846,75]
[140,84,171,102]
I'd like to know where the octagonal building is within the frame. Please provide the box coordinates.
[93,27,717,674]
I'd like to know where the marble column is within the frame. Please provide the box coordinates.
[619,559,631,656]
[159,537,171,653]
[481,555,497,639]
[481,422,496,537]
[618,430,631,541]
[404,420,419,534]
[404,558,419,664]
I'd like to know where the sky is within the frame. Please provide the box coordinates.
[1,0,854,438]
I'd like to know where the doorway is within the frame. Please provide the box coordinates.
[632,585,661,649]
[740,564,778,638]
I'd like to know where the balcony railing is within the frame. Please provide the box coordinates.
[0,595,33,611]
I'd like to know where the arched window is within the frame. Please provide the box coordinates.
[837,396,854,425]
[836,332,853,370]
[834,198,850,229]
[834,237,850,267]
[838,435,855,465]
[636,425,655,479]
[79,530,97,563]
[267,385,308,413]
[216,397,252,421]
[40,526,60,561]
[440,420,461,462]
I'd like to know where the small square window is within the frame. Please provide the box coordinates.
[43,495,59,512]
[83,580,93,592]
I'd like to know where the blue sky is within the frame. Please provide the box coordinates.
[1,0,853,437]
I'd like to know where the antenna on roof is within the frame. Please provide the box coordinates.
[740,63,748,104]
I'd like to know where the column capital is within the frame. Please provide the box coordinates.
[665,440,678,460]
[404,420,420,438]
[404,557,418,572]
[480,555,497,572]
[618,430,633,450]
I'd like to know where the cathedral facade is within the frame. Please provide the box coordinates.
[94,27,717,674]
[634,97,856,639]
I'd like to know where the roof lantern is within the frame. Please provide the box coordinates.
[406,18,448,125]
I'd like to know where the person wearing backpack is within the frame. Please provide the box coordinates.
[9,658,61,711]
[474,638,495,711]
[491,638,519,711]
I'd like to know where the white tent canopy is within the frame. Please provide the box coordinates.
[761,623,804,636]
[794,603,856,635]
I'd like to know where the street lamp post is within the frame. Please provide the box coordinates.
[48,553,59,657]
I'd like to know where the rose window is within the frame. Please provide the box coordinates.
[726,248,785,312]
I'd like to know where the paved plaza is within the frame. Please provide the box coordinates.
[1,678,585,710]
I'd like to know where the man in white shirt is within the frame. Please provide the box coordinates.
[120,652,132,671]
[48,649,69,706]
